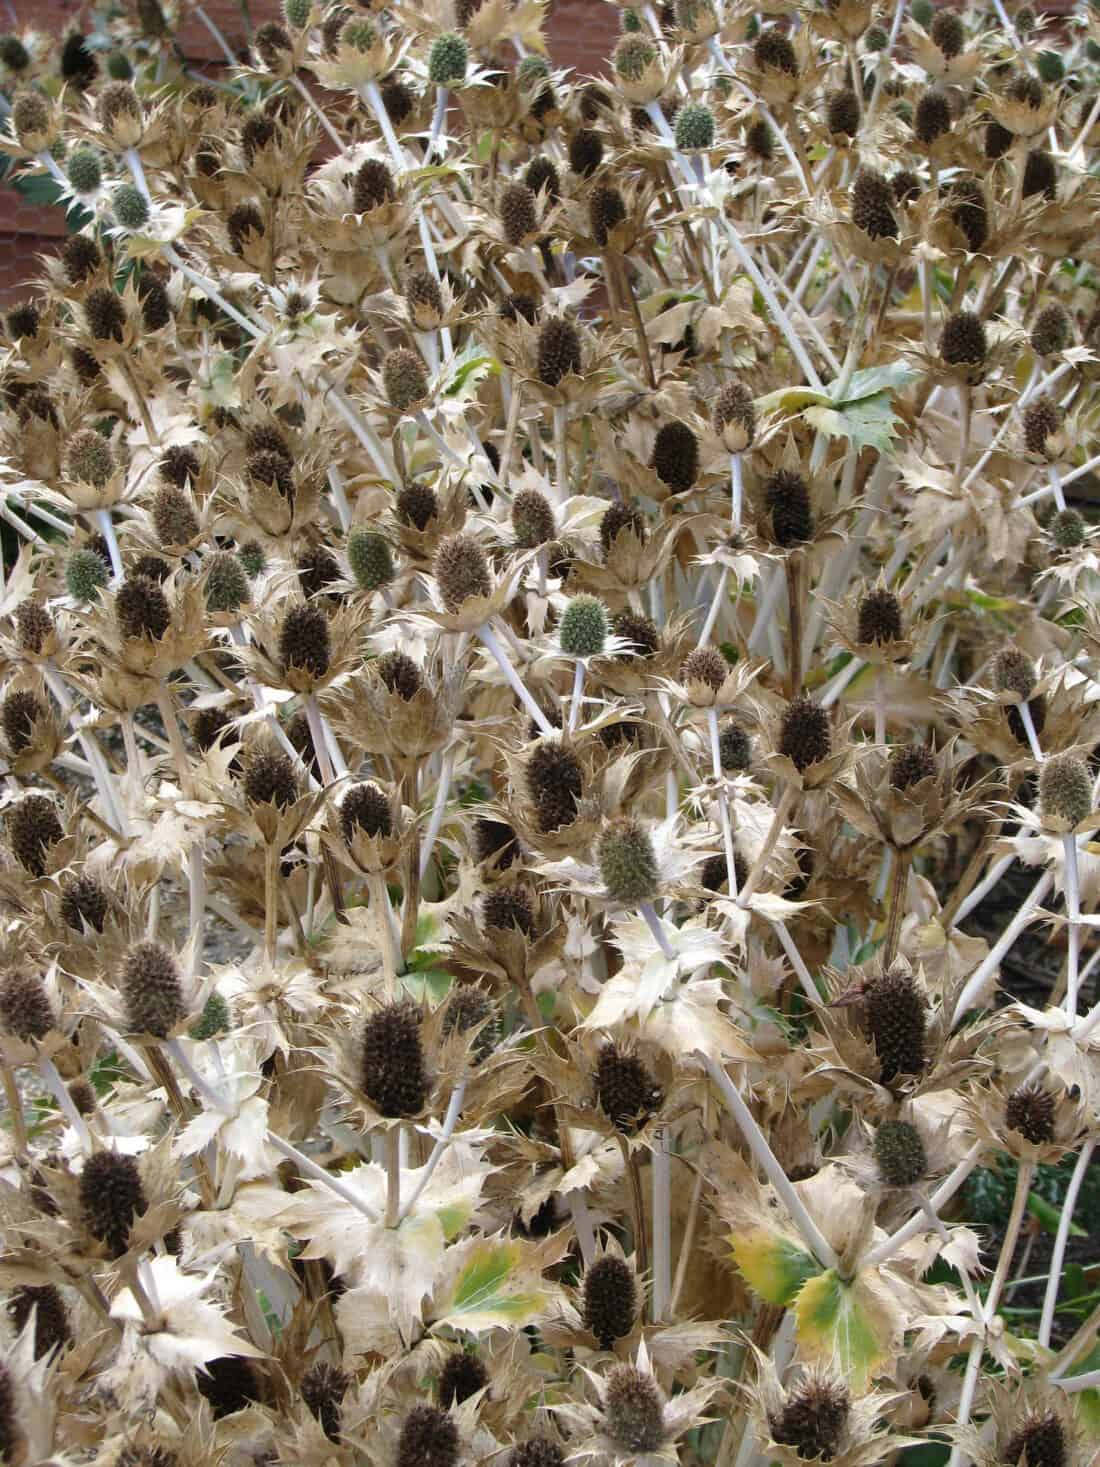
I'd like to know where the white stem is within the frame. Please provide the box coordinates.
[267,1133,380,1221]
[772,920,823,1008]
[1065,832,1082,1017]
[1017,700,1044,764]
[651,1133,671,1321]
[94,509,124,582]
[290,74,345,150]
[866,1141,985,1266]
[37,1055,92,1151]
[697,564,729,648]
[1039,1140,1094,1348]
[188,841,205,981]
[398,1080,466,1221]
[640,902,675,961]
[730,454,743,527]
[419,746,455,880]
[193,4,238,65]
[950,852,1014,930]
[874,666,886,745]
[326,463,351,533]
[567,661,585,734]
[702,1053,838,1268]
[951,870,1054,1028]
[362,79,408,171]
[427,86,449,158]
[568,1188,597,1266]
[477,623,555,735]
[946,1338,985,1467]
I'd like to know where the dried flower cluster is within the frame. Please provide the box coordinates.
[0,0,1098,1464]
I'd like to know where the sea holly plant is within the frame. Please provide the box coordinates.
[2,0,1100,1463]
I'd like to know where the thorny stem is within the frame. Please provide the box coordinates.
[882,848,911,969]
[621,1137,649,1282]
[263,841,281,967]
[984,1160,1034,1322]
[784,553,804,698]
[384,1126,402,1228]
[0,1063,27,1158]
[651,1131,671,1321]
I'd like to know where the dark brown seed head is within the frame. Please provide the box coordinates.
[991,646,1036,700]
[247,424,292,467]
[397,481,438,530]
[850,167,897,239]
[590,185,626,247]
[1023,149,1056,200]
[510,1442,564,1467]
[406,271,443,326]
[8,794,63,877]
[512,488,556,548]
[985,119,1014,159]
[85,286,126,342]
[501,292,539,325]
[681,646,728,692]
[595,1041,662,1132]
[500,182,538,244]
[712,381,756,449]
[770,1377,851,1461]
[826,88,860,138]
[2,689,42,754]
[753,26,797,74]
[1004,1413,1067,1467]
[242,747,298,809]
[15,601,51,654]
[228,203,265,254]
[603,1365,664,1452]
[612,608,660,656]
[383,348,428,412]
[397,1405,459,1467]
[1040,753,1092,829]
[778,694,830,772]
[525,156,560,199]
[381,76,414,125]
[763,468,814,547]
[241,113,277,162]
[121,941,184,1038]
[301,1360,348,1442]
[892,169,921,205]
[947,176,988,253]
[0,969,53,1041]
[1005,1084,1057,1145]
[354,158,396,213]
[889,743,937,791]
[915,86,951,143]
[340,781,392,841]
[940,310,987,366]
[116,576,170,640]
[160,444,201,489]
[80,1150,147,1258]
[1007,72,1044,110]
[482,884,536,937]
[434,534,491,613]
[720,718,752,770]
[198,1356,262,1418]
[297,545,341,600]
[279,601,331,679]
[8,1283,71,1359]
[69,1079,97,1115]
[152,483,200,548]
[377,650,423,700]
[138,274,171,332]
[651,421,699,492]
[600,501,646,559]
[474,816,518,867]
[438,1351,488,1407]
[746,117,773,159]
[362,1000,427,1117]
[526,741,583,831]
[60,872,108,933]
[857,586,903,644]
[583,1255,638,1348]
[440,985,499,1064]
[62,233,100,283]
[1031,304,1071,357]
[930,8,965,57]
[569,127,604,176]
[864,965,927,1082]
[1023,395,1063,455]
[537,317,582,387]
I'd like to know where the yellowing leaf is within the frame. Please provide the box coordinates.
[794,1268,896,1390]
[435,1234,565,1333]
[731,1228,820,1306]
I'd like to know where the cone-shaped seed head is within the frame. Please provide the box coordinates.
[754,26,796,73]
[764,468,814,547]
[377,650,423,700]
[474,817,518,867]
[889,743,937,791]
[991,646,1036,699]
[595,1038,662,1126]
[362,999,427,1117]
[228,204,265,254]
[712,381,756,451]
[930,8,964,56]
[9,1282,71,1360]
[614,33,657,80]
[560,595,609,657]
[719,719,752,770]
[1023,396,1063,456]
[864,965,927,1081]
[398,1405,459,1467]
[60,871,108,933]
[947,176,987,253]
[826,88,859,138]
[116,575,171,642]
[512,488,556,549]
[1031,304,1071,357]
[68,146,102,194]
[440,985,499,1064]
[62,233,101,284]
[1023,148,1056,200]
[301,1361,348,1442]
[482,884,536,937]
[297,546,341,600]
[0,36,29,71]
[569,127,604,175]
[15,601,51,655]
[676,101,715,149]
[1040,753,1092,829]
[439,1351,488,1407]
[433,533,491,614]
[598,820,659,904]
[279,602,331,679]
[8,794,63,877]
[205,552,249,614]
[851,167,897,239]
[2,689,42,755]
[600,502,646,558]
[681,646,728,692]
[537,317,582,386]
[348,528,395,591]
[1004,1414,1066,1467]
[406,270,443,327]
[428,32,468,85]
[915,86,951,143]
[612,609,659,657]
[340,781,392,841]
[1005,1083,1056,1145]
[121,940,184,1038]
[604,1365,664,1452]
[12,90,50,146]
[138,275,170,331]
[746,117,773,159]
[238,540,267,578]
[0,969,54,1040]
[940,310,987,367]
[243,748,299,809]
[873,1119,927,1186]
[652,421,699,492]
[590,185,626,247]
[778,694,830,772]
[397,481,438,530]
[527,741,583,831]
[1052,508,1086,549]
[112,183,149,231]
[383,348,428,412]
[353,158,396,213]
[525,156,560,199]
[770,1377,851,1461]
[510,1442,564,1467]
[892,169,921,204]
[67,429,114,488]
[583,1255,639,1347]
[152,484,200,548]
[80,1150,147,1257]
[501,182,538,245]
[857,586,903,644]
[85,286,126,342]
[198,1357,262,1418]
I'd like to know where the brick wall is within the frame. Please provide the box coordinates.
[0,0,620,306]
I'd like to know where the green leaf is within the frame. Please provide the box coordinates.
[400,968,454,1004]
[437,1238,555,1331]
[754,384,830,415]
[731,1229,820,1306]
[443,345,499,398]
[831,360,919,402]
[794,1268,896,1390]
[1028,1190,1086,1237]
[803,393,902,455]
